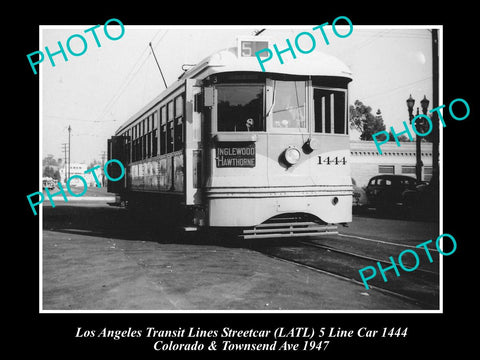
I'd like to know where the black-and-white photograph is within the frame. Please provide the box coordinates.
[37,23,443,312]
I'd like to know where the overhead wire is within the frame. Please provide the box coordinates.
[337,28,433,106]
[360,76,432,102]
[94,29,169,124]
[94,47,150,123]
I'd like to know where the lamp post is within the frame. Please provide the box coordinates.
[406,94,422,181]
[418,95,430,182]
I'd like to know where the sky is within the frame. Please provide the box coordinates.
[39,24,437,165]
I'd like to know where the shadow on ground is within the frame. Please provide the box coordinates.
[43,202,439,252]
[43,204,264,249]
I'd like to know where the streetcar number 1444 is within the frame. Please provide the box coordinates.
[318,156,347,165]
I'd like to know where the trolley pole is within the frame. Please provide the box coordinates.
[149,42,168,89]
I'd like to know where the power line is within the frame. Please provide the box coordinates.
[338,29,431,60]
[94,30,170,125]
[44,114,118,123]
[353,30,393,51]
[354,30,431,39]
[94,47,151,123]
[360,76,432,102]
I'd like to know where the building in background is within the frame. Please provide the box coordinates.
[350,140,432,188]
[59,163,103,187]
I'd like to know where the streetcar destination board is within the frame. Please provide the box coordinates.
[237,37,269,58]
[216,142,256,167]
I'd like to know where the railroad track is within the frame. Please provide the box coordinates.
[248,234,440,310]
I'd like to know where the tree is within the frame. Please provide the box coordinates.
[387,130,410,143]
[349,101,387,140]
[43,166,56,178]
[43,154,59,167]
[375,110,410,142]
[88,159,101,169]
[350,101,409,142]
[42,155,62,181]
[53,170,61,181]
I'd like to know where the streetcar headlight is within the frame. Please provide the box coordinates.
[305,138,320,151]
[284,146,301,165]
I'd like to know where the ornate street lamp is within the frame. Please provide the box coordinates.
[416,95,431,182]
[406,94,415,116]
[406,94,423,182]
[420,95,430,114]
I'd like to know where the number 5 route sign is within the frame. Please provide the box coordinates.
[237,37,269,58]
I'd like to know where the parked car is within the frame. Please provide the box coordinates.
[402,175,438,220]
[365,175,417,211]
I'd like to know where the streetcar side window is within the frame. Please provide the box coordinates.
[152,111,158,156]
[139,121,143,159]
[138,123,142,160]
[142,119,146,159]
[133,125,138,162]
[160,105,167,155]
[167,101,174,153]
[216,84,264,132]
[132,126,135,162]
[146,115,151,158]
[174,95,184,151]
[125,129,131,163]
[138,124,141,160]
[313,88,347,134]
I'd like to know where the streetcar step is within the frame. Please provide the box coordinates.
[240,222,337,240]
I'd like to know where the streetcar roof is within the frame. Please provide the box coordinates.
[184,46,353,79]
[114,46,352,134]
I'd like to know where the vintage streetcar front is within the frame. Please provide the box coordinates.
[107,38,353,239]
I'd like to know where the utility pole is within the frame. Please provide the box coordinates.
[431,29,439,189]
[431,28,440,223]
[99,151,107,187]
[68,125,72,179]
[61,143,68,183]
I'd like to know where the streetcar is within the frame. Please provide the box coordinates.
[107,36,353,239]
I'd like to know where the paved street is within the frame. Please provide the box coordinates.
[41,192,439,311]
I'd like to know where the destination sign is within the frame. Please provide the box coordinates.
[237,37,269,58]
[216,142,256,168]
[240,40,269,57]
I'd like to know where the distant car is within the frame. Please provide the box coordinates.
[42,178,56,190]
[365,175,417,211]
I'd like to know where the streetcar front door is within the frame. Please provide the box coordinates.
[184,78,203,205]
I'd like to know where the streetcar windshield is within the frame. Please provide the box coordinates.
[271,80,306,129]
[217,85,264,132]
